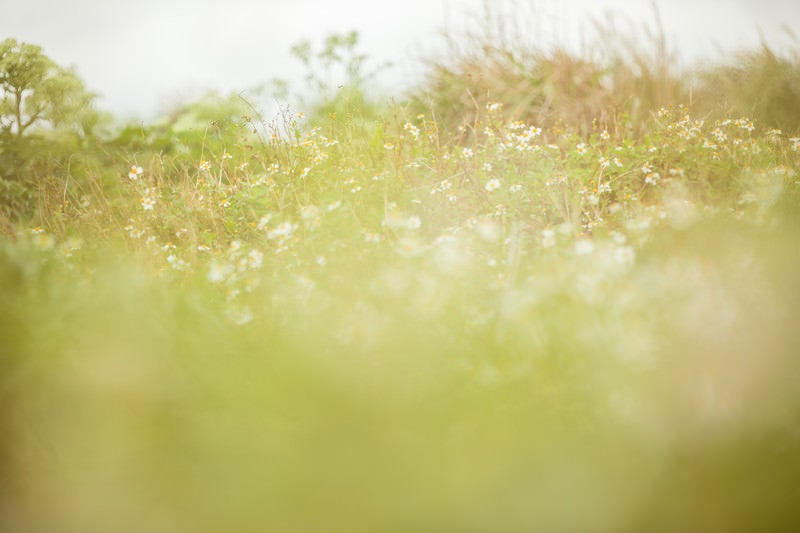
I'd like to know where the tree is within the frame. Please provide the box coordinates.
[0,38,95,139]
[0,38,103,190]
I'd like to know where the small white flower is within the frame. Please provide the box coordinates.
[247,249,264,269]
[141,196,156,211]
[485,178,501,192]
[614,246,636,265]
[207,262,234,283]
[541,229,556,248]
[128,165,143,180]
[407,216,422,230]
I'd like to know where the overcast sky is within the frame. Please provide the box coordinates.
[2,0,798,120]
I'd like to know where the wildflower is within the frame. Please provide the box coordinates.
[267,221,296,240]
[128,165,143,180]
[645,172,661,186]
[221,151,233,161]
[482,162,493,172]
[614,246,635,266]
[600,129,610,140]
[613,157,623,168]
[364,232,382,244]
[541,229,556,248]
[485,178,501,192]
[384,142,394,150]
[509,184,523,193]
[327,200,342,212]
[598,157,610,169]
[462,147,474,159]
[403,122,420,140]
[141,196,156,211]
[199,160,211,172]
[238,162,248,171]
[610,231,627,245]
[207,261,234,283]
[789,137,800,151]
[257,214,273,230]
[576,143,587,155]
[247,249,264,269]
[668,167,685,177]
[407,216,422,230]
[166,254,188,271]
[300,206,321,231]
[30,228,54,250]
[486,101,503,113]
[300,167,311,179]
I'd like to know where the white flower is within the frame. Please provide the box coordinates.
[485,178,501,192]
[128,165,143,180]
[267,221,296,240]
[614,246,636,265]
[257,214,273,230]
[141,196,156,211]
[407,216,422,230]
[207,262,234,283]
[247,249,264,269]
[541,229,556,248]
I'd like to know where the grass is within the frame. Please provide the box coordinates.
[2,7,800,532]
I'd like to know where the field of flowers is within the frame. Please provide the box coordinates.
[3,95,799,531]
[3,8,800,528]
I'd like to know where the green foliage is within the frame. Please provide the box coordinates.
[278,31,389,133]
[0,38,108,222]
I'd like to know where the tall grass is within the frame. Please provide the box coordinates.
[411,1,800,140]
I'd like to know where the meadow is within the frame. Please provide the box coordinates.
[2,8,800,532]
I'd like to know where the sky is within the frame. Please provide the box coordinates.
[2,0,798,120]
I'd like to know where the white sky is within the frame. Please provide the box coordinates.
[2,0,798,120]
